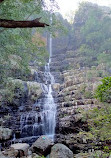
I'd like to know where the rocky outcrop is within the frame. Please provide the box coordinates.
[50,143,73,158]
[54,67,103,152]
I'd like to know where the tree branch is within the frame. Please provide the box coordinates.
[0,18,49,28]
[0,0,4,3]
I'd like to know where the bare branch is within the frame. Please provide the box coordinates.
[0,18,49,28]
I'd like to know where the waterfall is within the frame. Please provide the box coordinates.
[19,26,56,142]
[39,27,56,138]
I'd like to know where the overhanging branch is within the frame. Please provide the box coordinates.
[0,18,49,28]
[0,0,4,3]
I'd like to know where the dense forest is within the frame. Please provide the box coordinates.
[0,1,111,158]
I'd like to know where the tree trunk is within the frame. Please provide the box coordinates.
[0,18,49,28]
[0,0,4,3]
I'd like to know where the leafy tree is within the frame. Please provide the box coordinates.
[95,77,111,103]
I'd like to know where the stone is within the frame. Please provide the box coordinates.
[0,127,12,141]
[31,135,54,156]
[11,143,29,157]
[50,143,73,158]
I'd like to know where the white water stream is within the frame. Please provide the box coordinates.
[19,28,56,141]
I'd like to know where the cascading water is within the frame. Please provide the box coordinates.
[19,24,56,142]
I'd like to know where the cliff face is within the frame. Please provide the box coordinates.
[54,67,104,152]
[50,48,104,152]
[50,3,111,152]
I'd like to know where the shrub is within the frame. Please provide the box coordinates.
[85,104,111,142]
[95,77,111,103]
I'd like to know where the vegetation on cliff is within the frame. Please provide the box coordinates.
[70,3,111,154]
[90,77,111,143]
[72,2,111,69]
[95,77,111,103]
[79,77,111,155]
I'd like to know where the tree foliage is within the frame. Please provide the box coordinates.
[95,77,111,103]
[73,2,111,68]
[0,0,57,85]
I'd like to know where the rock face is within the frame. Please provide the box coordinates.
[54,67,102,152]
[0,127,12,141]
[31,135,54,156]
[0,74,43,147]
[50,143,73,158]
[50,41,104,152]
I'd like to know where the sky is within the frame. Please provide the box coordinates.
[56,0,111,20]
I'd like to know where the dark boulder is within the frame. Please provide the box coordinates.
[30,135,54,156]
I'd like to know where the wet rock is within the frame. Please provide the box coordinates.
[31,135,54,156]
[0,127,12,141]
[50,143,73,158]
